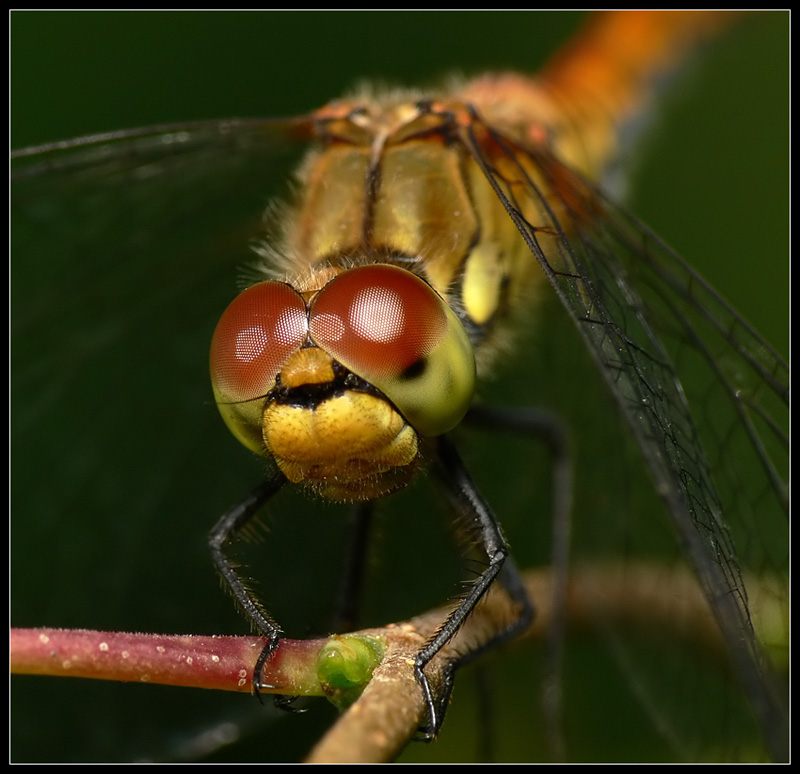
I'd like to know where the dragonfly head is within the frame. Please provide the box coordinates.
[210,264,476,500]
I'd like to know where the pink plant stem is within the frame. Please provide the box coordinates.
[10,628,328,696]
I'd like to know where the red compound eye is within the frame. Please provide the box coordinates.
[210,282,308,403]
[309,264,447,382]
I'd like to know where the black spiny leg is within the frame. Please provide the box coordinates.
[208,474,287,703]
[414,435,534,738]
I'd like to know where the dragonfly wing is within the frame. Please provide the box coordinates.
[461,124,788,760]
[11,119,320,759]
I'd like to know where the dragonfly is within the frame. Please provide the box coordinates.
[11,11,788,763]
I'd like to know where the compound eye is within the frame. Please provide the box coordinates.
[309,264,475,436]
[210,282,308,452]
[211,282,308,401]
[309,264,446,380]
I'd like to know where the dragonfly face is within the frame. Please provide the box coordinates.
[11,11,787,763]
[210,262,476,499]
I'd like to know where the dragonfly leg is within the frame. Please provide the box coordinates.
[208,474,288,703]
[414,435,534,739]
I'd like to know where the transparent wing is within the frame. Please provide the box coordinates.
[460,120,788,761]
[11,120,334,761]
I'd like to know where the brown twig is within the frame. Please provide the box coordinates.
[304,561,735,762]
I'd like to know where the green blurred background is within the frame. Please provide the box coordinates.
[11,10,788,763]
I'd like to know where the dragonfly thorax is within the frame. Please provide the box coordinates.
[281,98,553,376]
